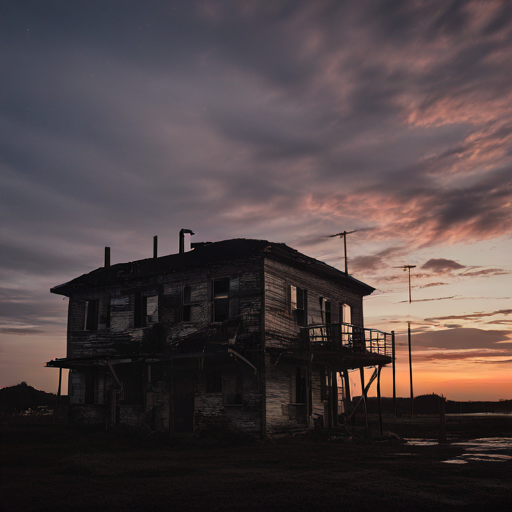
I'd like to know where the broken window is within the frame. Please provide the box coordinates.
[84,299,99,331]
[290,285,307,326]
[223,375,243,406]
[134,292,158,328]
[213,278,230,322]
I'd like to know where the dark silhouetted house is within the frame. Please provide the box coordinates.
[47,238,392,436]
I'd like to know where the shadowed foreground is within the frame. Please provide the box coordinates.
[1,416,511,512]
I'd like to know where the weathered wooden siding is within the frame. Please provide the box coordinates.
[66,261,263,360]
[264,258,365,350]
[265,354,308,434]
[195,370,262,434]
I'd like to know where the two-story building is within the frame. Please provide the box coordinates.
[47,237,393,437]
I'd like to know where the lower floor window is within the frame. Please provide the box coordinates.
[223,375,243,405]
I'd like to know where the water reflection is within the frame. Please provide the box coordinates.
[442,437,512,464]
[405,437,512,464]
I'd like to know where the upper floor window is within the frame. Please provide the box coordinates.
[182,285,192,321]
[134,292,158,328]
[84,299,99,331]
[213,278,230,322]
[321,298,332,324]
[290,285,307,326]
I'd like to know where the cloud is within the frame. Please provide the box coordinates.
[411,327,511,350]
[420,282,447,288]
[460,268,511,277]
[421,258,465,273]
[425,309,512,322]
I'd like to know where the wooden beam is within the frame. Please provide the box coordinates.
[345,367,378,423]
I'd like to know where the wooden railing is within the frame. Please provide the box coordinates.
[300,323,392,357]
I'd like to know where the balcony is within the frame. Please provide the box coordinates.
[300,323,393,360]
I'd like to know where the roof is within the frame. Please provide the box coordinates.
[51,238,375,296]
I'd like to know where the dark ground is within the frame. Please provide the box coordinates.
[1,415,511,512]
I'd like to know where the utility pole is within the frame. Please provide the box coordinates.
[396,264,416,416]
[403,264,416,303]
[329,230,356,274]
[408,321,414,416]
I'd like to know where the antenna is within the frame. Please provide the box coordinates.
[329,230,356,274]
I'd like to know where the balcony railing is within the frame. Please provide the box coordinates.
[301,323,392,357]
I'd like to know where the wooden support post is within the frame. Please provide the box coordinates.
[332,370,338,427]
[359,367,368,430]
[377,365,383,436]
[391,330,396,421]
[53,367,62,425]
[408,322,414,416]
[345,368,378,423]
[343,369,352,419]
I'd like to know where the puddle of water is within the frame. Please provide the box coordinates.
[405,439,439,446]
[405,436,512,464]
[452,437,512,451]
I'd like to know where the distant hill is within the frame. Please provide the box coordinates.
[0,382,57,415]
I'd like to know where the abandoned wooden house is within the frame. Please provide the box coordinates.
[47,234,394,436]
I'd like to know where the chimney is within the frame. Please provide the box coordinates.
[104,247,111,268]
[179,229,195,254]
[153,236,158,259]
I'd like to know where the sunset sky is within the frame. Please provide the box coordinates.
[2,1,511,401]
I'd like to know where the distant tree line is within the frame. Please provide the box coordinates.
[353,393,512,415]
[0,382,57,416]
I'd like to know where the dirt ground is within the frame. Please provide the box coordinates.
[1,415,511,512]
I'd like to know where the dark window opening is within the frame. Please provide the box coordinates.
[84,300,99,331]
[321,298,332,324]
[206,373,222,393]
[295,368,307,404]
[183,285,192,322]
[213,278,230,322]
[223,375,243,405]
[133,292,146,328]
[290,285,307,326]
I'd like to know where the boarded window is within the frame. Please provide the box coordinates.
[213,278,230,322]
[84,299,99,331]
[290,285,307,326]
[223,375,243,406]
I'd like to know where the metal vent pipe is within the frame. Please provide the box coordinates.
[179,229,195,254]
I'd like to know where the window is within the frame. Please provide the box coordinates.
[206,373,222,393]
[321,298,332,324]
[134,292,158,328]
[295,368,307,404]
[182,285,192,322]
[341,303,352,343]
[213,278,230,322]
[290,285,307,326]
[84,299,99,331]
[223,375,243,405]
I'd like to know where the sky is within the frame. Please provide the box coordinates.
[2,0,511,401]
